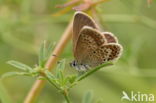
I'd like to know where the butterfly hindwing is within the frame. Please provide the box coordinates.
[74,26,106,64]
[102,32,118,43]
[84,43,123,67]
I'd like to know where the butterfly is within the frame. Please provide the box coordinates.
[70,11,123,71]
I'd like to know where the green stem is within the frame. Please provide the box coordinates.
[77,62,113,81]
[63,90,71,103]
[44,72,71,102]
[44,75,61,90]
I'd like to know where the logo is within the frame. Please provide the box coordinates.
[121,91,155,102]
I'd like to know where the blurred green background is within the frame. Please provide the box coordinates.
[0,0,156,103]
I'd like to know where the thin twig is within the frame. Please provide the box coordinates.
[24,20,73,103]
[56,0,80,8]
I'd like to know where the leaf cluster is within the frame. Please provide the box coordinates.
[1,42,112,103]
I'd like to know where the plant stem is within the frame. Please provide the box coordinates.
[77,62,113,81]
[44,76,61,90]
[44,73,71,103]
[24,20,73,103]
[63,90,71,103]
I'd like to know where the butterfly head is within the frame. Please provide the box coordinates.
[70,60,90,71]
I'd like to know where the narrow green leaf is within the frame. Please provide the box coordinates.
[39,41,47,67]
[1,72,30,79]
[56,59,66,79]
[0,81,12,103]
[7,60,32,71]
[56,59,66,85]
[46,42,56,58]
[57,71,64,85]
[56,59,66,71]
[82,91,93,103]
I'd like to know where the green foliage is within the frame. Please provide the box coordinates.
[1,42,55,79]
[39,41,55,68]
[56,60,65,78]
[67,75,77,84]
[0,82,12,103]
[44,70,60,90]
[1,72,30,79]
[1,60,37,79]
[0,0,156,103]
[82,91,93,103]
[7,60,32,71]
[1,42,112,103]
[39,41,47,68]
[44,59,112,103]
[47,42,56,58]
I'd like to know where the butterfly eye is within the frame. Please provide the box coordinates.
[73,61,77,66]
[73,63,76,66]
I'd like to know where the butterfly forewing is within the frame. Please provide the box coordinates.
[74,26,106,64]
[73,11,99,52]
[84,43,123,67]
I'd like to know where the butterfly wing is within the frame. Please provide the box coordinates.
[73,11,123,69]
[102,32,118,43]
[84,43,123,67]
[74,26,106,64]
[73,11,99,51]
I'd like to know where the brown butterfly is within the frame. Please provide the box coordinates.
[70,11,123,71]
